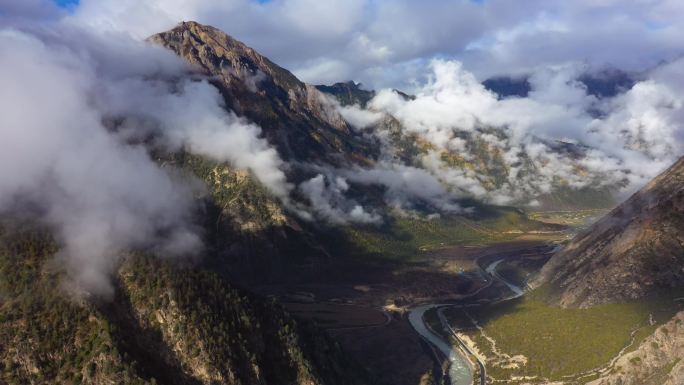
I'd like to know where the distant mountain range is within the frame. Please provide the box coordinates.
[483,68,637,99]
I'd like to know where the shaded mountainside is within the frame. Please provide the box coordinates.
[171,152,330,285]
[535,156,684,308]
[149,21,376,166]
[0,225,370,385]
[149,22,569,286]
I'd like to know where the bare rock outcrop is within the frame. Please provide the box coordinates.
[149,21,374,165]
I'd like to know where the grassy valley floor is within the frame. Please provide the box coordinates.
[271,237,564,385]
[442,287,684,384]
[255,207,606,385]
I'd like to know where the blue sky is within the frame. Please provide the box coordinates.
[55,0,79,8]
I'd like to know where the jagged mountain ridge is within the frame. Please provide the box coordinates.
[146,22,362,282]
[153,21,616,213]
[149,21,376,166]
[535,156,684,308]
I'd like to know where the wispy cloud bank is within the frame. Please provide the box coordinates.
[328,58,683,207]
[1,0,682,258]
[0,25,292,295]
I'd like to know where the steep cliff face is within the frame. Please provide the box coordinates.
[534,156,684,308]
[149,21,375,166]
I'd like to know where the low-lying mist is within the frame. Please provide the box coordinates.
[321,59,683,211]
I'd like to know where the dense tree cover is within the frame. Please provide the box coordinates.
[0,224,148,385]
[0,224,369,385]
